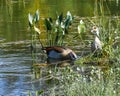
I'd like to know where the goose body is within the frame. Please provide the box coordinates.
[42,46,77,60]
[91,26,102,54]
[91,36,102,52]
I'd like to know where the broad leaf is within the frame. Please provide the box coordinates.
[66,11,72,21]
[49,17,53,23]
[28,13,33,26]
[78,20,86,34]
[58,12,63,24]
[64,18,70,29]
[44,19,52,31]
[34,26,41,34]
[34,10,40,23]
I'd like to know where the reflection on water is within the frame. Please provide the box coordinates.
[0,0,120,95]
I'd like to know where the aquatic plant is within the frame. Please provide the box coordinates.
[77,20,86,35]
[73,19,86,41]
[28,64,120,96]
[28,9,40,31]
[28,9,41,63]
[27,1,120,95]
[44,11,73,46]
[28,10,74,47]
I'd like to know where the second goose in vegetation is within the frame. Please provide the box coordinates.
[91,26,102,56]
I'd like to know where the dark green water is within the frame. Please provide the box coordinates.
[0,0,119,95]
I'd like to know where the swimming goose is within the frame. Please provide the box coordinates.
[42,46,77,60]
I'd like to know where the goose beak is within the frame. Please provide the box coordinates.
[69,52,77,60]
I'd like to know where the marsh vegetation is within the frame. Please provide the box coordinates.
[0,0,120,96]
[28,1,120,96]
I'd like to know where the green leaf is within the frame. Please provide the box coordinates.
[34,26,41,34]
[78,20,86,34]
[28,13,33,27]
[36,90,44,95]
[34,9,40,23]
[58,12,63,24]
[64,11,73,30]
[66,11,73,22]
[44,18,52,31]
[64,18,70,29]
[49,17,53,23]
[65,28,68,34]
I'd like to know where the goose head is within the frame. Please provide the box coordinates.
[61,47,77,60]
[68,51,77,60]
[91,25,99,37]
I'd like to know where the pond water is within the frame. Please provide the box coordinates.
[0,0,120,95]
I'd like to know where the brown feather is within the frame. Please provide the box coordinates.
[42,46,66,53]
